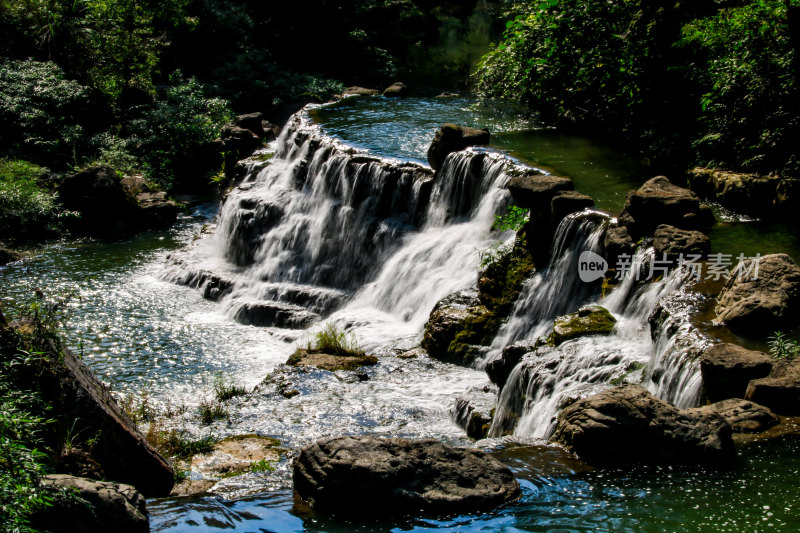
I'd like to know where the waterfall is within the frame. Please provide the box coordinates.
[488,246,709,439]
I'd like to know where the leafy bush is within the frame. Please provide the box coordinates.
[127,73,232,191]
[0,59,90,164]
[768,331,799,360]
[0,159,70,242]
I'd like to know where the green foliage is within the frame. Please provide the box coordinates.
[310,323,365,357]
[0,159,69,242]
[127,73,232,190]
[197,398,228,425]
[0,59,89,164]
[212,372,247,402]
[682,1,800,176]
[768,331,799,360]
[249,458,275,473]
[145,421,215,460]
[492,205,529,232]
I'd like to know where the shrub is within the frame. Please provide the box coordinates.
[0,159,71,242]
[768,331,799,360]
[310,323,365,357]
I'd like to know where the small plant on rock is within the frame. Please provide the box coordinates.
[768,331,799,360]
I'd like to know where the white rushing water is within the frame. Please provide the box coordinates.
[160,104,709,462]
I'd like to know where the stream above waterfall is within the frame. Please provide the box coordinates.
[1,96,799,531]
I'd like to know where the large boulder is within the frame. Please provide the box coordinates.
[221,124,262,161]
[551,384,735,465]
[0,246,22,265]
[421,289,489,366]
[618,176,715,238]
[33,475,148,533]
[688,167,783,217]
[343,86,380,96]
[745,358,800,415]
[426,123,490,171]
[700,343,773,403]
[548,305,616,346]
[653,224,710,261]
[293,436,520,515]
[714,253,800,333]
[59,167,180,237]
[234,112,265,137]
[507,174,573,209]
[695,399,779,434]
[485,340,537,388]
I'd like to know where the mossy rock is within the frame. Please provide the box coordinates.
[478,243,535,317]
[286,348,378,372]
[548,305,616,346]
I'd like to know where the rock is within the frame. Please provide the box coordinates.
[343,86,380,96]
[653,224,710,260]
[57,448,105,479]
[485,341,537,388]
[714,253,800,333]
[490,444,593,479]
[261,120,281,142]
[775,178,800,215]
[382,82,409,97]
[120,175,180,229]
[745,358,800,415]
[688,167,783,217]
[426,123,490,171]
[37,340,174,496]
[232,300,319,329]
[618,176,715,238]
[0,246,22,265]
[421,289,488,366]
[507,174,573,209]
[551,384,735,465]
[435,92,461,98]
[548,305,616,346]
[221,124,262,161]
[34,475,148,533]
[293,436,520,515]
[286,348,378,372]
[551,190,594,222]
[453,386,495,439]
[234,112,265,137]
[397,347,425,359]
[696,399,779,433]
[700,343,773,403]
[603,224,635,266]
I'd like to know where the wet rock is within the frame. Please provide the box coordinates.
[0,246,22,265]
[688,167,783,217]
[293,436,520,516]
[653,224,710,261]
[453,386,496,439]
[618,176,715,238]
[120,175,181,229]
[696,399,779,433]
[343,86,380,96]
[233,301,319,329]
[485,340,537,388]
[382,82,409,97]
[551,190,594,222]
[507,174,573,209]
[714,253,800,333]
[34,475,148,533]
[426,123,490,171]
[548,305,616,346]
[421,289,493,366]
[286,348,378,372]
[435,92,461,98]
[746,358,800,415]
[491,444,593,480]
[397,347,425,359]
[603,224,635,266]
[551,384,735,465]
[700,343,773,403]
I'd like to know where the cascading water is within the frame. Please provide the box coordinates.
[488,244,710,439]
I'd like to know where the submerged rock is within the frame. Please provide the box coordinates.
[485,340,538,388]
[551,384,735,465]
[293,436,520,515]
[618,176,714,238]
[548,305,616,346]
[696,399,779,434]
[34,475,148,533]
[714,253,800,333]
[700,343,773,403]
[745,358,800,415]
[233,300,319,329]
[286,348,378,372]
[426,123,490,171]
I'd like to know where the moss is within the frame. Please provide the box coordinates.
[548,305,617,346]
[478,242,535,317]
